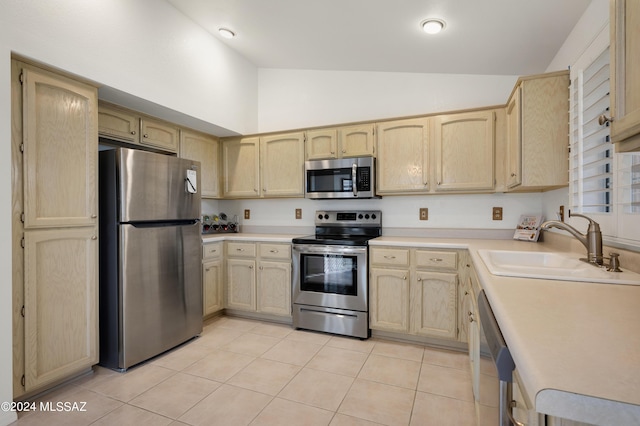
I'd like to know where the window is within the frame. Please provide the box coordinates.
[569,38,640,247]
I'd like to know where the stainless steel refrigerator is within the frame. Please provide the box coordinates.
[98,147,202,370]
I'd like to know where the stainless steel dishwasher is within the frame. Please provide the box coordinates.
[477,289,521,426]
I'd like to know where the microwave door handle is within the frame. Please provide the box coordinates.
[352,163,358,196]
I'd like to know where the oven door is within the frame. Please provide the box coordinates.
[292,244,368,312]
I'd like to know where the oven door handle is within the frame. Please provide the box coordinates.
[352,163,358,197]
[294,245,367,255]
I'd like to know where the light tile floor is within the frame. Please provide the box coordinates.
[12,316,499,426]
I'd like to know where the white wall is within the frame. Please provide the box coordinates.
[0,1,258,423]
[258,69,518,133]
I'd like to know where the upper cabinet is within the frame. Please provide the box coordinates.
[433,110,495,192]
[505,71,569,191]
[610,0,640,151]
[376,118,430,194]
[305,124,375,159]
[222,132,304,198]
[98,102,179,154]
[180,130,220,199]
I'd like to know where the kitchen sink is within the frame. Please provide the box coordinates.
[477,249,640,285]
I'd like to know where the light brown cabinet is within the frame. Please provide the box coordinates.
[610,0,640,151]
[98,103,179,153]
[305,125,375,159]
[376,118,430,194]
[12,60,98,397]
[369,246,459,341]
[222,132,304,198]
[202,241,223,317]
[180,130,220,198]
[433,110,495,192]
[505,71,569,191]
[225,241,292,318]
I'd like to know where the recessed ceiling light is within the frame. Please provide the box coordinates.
[420,19,446,35]
[218,28,236,39]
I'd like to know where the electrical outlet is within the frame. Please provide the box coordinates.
[419,208,428,220]
[244,209,250,220]
[492,207,503,221]
[559,205,565,222]
[295,208,302,219]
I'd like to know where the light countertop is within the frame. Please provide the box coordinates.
[371,236,640,425]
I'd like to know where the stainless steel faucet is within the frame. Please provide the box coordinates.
[541,212,603,266]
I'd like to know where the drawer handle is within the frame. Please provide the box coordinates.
[209,249,217,253]
[384,255,396,259]
[430,258,444,262]
[236,248,245,252]
[270,249,279,253]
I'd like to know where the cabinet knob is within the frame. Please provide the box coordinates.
[91,214,97,218]
[331,151,335,155]
[143,134,149,138]
[430,258,443,262]
[270,249,279,253]
[91,235,97,240]
[510,173,517,177]
[437,181,441,186]
[236,248,244,252]
[249,265,253,269]
[205,268,211,272]
[131,130,136,135]
[598,114,613,126]
[469,316,474,323]
[342,149,346,153]
[417,277,422,282]
[403,276,407,280]
[263,188,267,192]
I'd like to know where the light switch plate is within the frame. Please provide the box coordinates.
[244,209,250,220]
[295,208,302,219]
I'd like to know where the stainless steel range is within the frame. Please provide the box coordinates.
[292,210,382,339]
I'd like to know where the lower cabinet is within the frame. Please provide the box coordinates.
[202,241,224,316]
[226,241,292,318]
[369,246,460,341]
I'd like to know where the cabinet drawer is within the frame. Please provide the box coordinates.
[415,250,458,270]
[370,247,410,267]
[226,241,256,258]
[259,243,291,260]
[202,242,223,260]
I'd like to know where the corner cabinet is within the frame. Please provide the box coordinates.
[505,71,569,191]
[610,0,640,151]
[12,60,98,397]
[222,132,304,198]
[433,110,495,192]
[369,246,460,342]
[376,118,430,194]
[180,130,220,199]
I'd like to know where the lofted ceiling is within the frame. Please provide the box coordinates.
[166,0,592,76]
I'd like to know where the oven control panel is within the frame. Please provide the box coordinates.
[315,210,382,226]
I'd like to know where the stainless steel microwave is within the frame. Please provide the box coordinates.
[304,157,376,199]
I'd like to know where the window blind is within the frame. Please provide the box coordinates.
[570,47,612,214]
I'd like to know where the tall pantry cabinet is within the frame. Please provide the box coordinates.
[11,59,99,398]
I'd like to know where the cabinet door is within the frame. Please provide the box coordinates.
[226,258,256,311]
[376,118,430,194]
[610,0,640,150]
[180,130,220,198]
[257,261,291,317]
[506,87,522,188]
[22,67,98,229]
[339,124,375,157]
[203,259,223,316]
[306,129,338,160]
[433,110,495,192]
[140,118,179,153]
[369,268,410,332]
[260,132,304,197]
[23,227,98,391]
[222,137,260,198]
[98,104,139,144]
[411,271,458,340]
